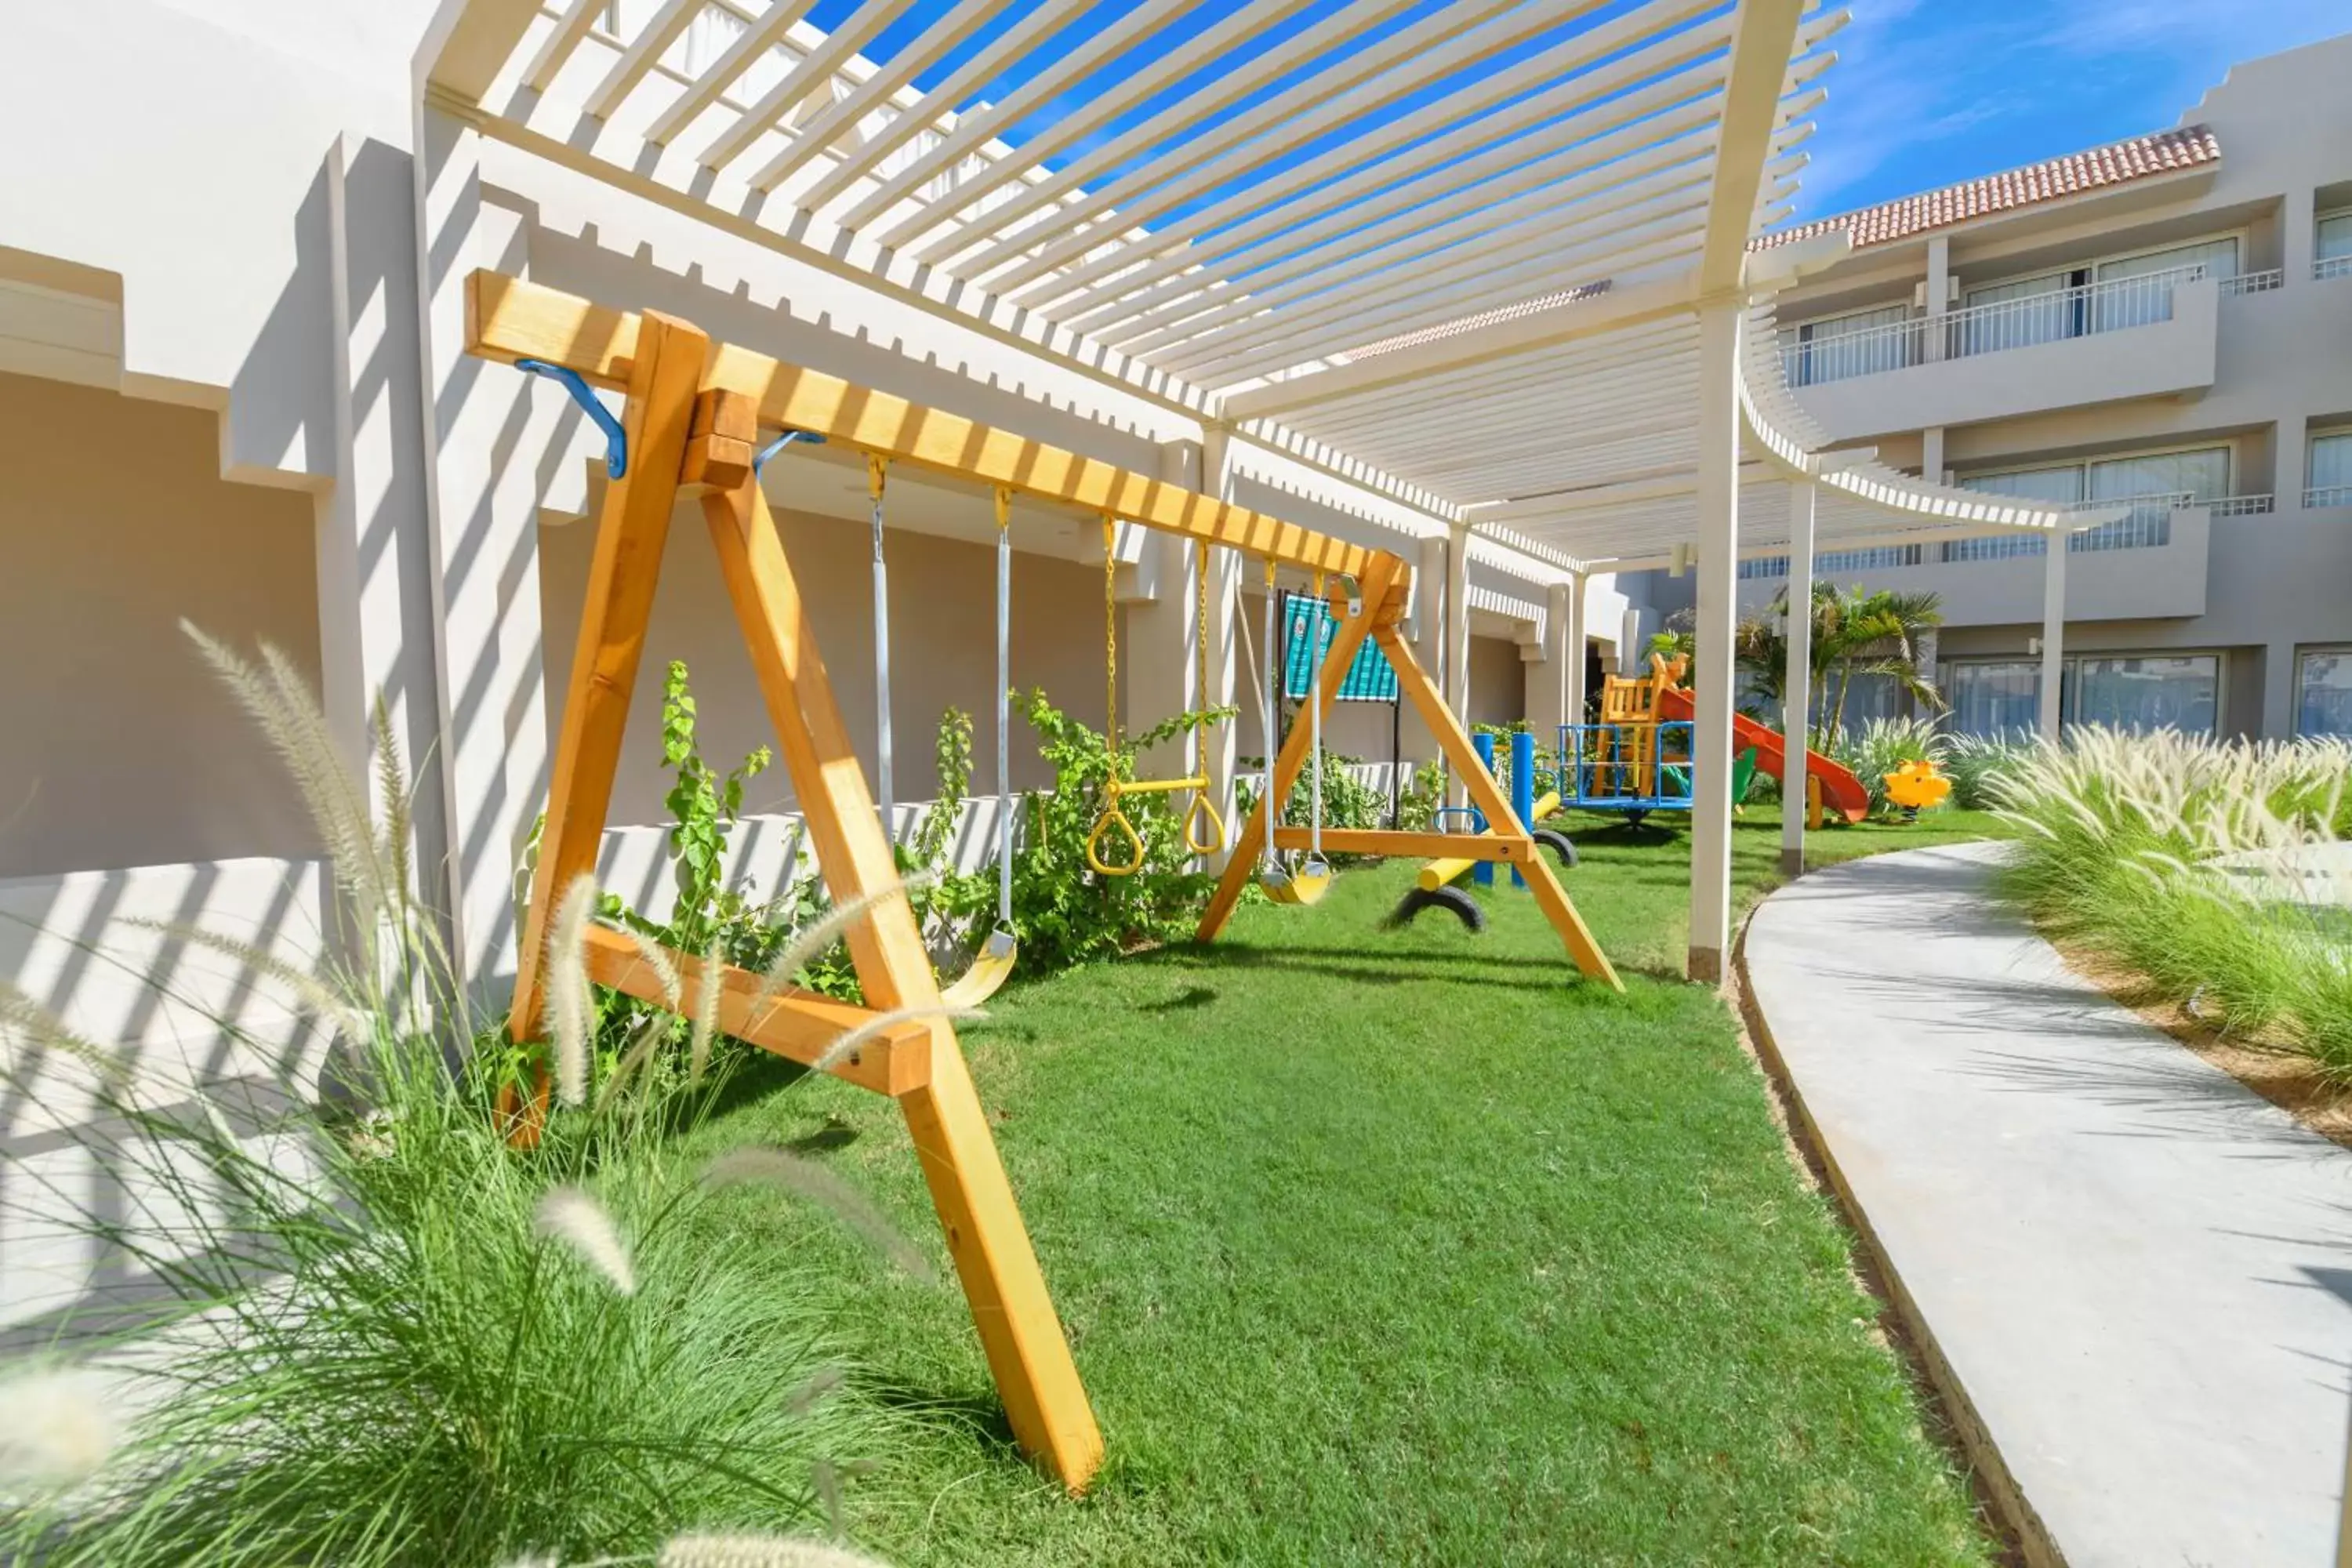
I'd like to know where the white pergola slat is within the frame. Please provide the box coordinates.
[422,0,2115,981]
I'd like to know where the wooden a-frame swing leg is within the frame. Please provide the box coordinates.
[1374,623,1621,990]
[505,308,712,1133]
[700,474,1105,1494]
[1195,554,1403,941]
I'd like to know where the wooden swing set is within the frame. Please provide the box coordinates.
[467,270,1621,1497]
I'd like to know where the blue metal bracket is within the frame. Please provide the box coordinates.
[516,358,627,480]
[753,428,826,476]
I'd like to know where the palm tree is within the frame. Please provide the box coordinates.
[1733,583,1946,746]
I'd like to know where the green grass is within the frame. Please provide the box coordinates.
[673,803,2003,1565]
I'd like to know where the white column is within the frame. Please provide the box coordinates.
[1780,478,1817,877]
[1129,439,1201,779]
[1921,425,1947,487]
[1563,572,1588,728]
[1444,521,1472,808]
[2038,531,2068,742]
[1526,583,1571,739]
[1198,429,1240,867]
[319,132,451,953]
[414,107,563,995]
[1922,235,1951,363]
[1688,300,1743,984]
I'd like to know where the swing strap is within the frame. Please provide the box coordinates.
[869,455,895,844]
[1088,514,1144,877]
[994,487,1014,929]
[1308,569,1327,866]
[753,428,824,474]
[1260,555,1282,874]
[1182,537,1228,856]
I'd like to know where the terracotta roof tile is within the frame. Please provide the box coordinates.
[1753,125,2221,252]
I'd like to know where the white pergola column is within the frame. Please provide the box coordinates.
[1444,521,1472,808]
[1197,429,1241,868]
[1780,478,1817,877]
[2038,531,2068,742]
[1526,581,1571,740]
[318,132,451,952]
[1687,299,1744,985]
[1563,572,1588,728]
[415,107,564,994]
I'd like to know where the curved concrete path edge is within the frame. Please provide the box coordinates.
[1739,841,2352,1568]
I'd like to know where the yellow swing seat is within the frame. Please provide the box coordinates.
[939,921,1018,1008]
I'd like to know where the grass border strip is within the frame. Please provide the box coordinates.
[1732,904,2063,1568]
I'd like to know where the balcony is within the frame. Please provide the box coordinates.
[1736,500,2216,628]
[1781,268,2222,441]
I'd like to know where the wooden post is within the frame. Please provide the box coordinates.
[701,469,1103,1493]
[1376,621,1620,990]
[509,309,709,1060]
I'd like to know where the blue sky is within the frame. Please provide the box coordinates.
[800,0,2350,248]
[1792,0,2351,220]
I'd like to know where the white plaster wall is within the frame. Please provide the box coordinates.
[0,373,325,878]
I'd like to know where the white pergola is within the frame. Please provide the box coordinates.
[421,0,2109,981]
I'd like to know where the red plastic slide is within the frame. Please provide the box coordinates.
[1653,685,1870,823]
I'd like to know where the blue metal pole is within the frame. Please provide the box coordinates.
[1472,731,1496,887]
[1510,728,1535,889]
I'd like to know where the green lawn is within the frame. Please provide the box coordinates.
[681,804,2005,1565]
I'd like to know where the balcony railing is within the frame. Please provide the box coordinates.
[2207,493,2275,516]
[2316,255,2352,282]
[2220,268,2285,296]
[2307,484,2352,509]
[1780,265,2209,387]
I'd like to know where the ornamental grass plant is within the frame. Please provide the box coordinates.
[1991,725,2352,1080]
[0,629,931,1567]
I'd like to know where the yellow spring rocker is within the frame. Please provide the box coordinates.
[1882,758,1953,822]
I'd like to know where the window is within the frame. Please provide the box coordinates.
[1944,654,2223,739]
[1816,545,1922,573]
[2318,211,2352,278]
[2309,429,2352,506]
[2067,655,2220,736]
[1780,302,1915,387]
[1946,661,2044,737]
[1738,556,1788,580]
[1958,233,2238,354]
[2297,648,2352,738]
[1946,445,2229,557]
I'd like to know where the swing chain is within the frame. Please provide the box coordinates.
[1101,514,1120,767]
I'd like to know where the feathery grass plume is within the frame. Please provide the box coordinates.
[370,695,414,920]
[811,1004,980,1076]
[533,1185,637,1295]
[0,984,128,1088]
[689,942,725,1087]
[183,623,392,931]
[544,874,601,1107]
[0,1364,122,1489]
[751,877,935,1007]
[702,1148,937,1283]
[625,928,684,1011]
[658,1534,893,1568]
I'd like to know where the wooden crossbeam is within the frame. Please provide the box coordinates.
[1270,827,1531,862]
[579,927,930,1098]
[466,270,1378,579]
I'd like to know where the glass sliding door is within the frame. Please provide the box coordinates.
[2067,655,2220,736]
[1945,661,2043,737]
[1947,465,2081,560]
[2092,238,2237,331]
[2298,648,2352,737]
[1958,271,2072,356]
[2080,445,2228,550]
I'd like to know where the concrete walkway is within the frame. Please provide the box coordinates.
[1744,842,2352,1568]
